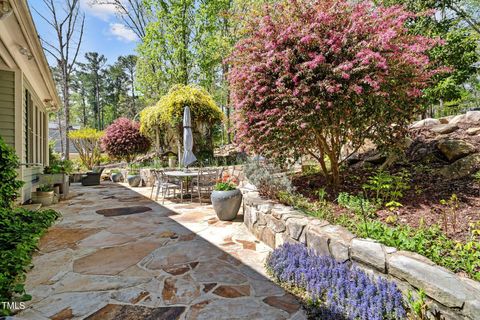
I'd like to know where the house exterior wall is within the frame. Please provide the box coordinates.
[20,77,49,202]
[0,0,60,203]
[0,68,49,203]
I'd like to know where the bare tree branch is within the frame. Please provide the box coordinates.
[33,0,85,159]
[91,0,149,39]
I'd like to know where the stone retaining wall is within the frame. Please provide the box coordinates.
[241,187,480,320]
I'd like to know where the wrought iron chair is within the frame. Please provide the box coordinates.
[192,167,219,205]
[150,169,182,203]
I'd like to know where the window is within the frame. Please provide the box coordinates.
[24,89,46,165]
[25,90,33,163]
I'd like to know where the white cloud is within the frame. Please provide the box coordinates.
[109,23,138,42]
[81,0,118,21]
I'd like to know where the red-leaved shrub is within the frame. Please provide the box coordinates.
[229,0,446,186]
[102,118,151,162]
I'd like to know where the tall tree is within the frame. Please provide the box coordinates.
[78,52,107,129]
[137,0,195,102]
[33,0,85,159]
[118,55,138,117]
[104,62,128,122]
[71,69,89,127]
[137,0,274,143]
[377,0,478,116]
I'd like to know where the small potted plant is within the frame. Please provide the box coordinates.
[110,169,123,183]
[32,184,55,206]
[211,173,242,221]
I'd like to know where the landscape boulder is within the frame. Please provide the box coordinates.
[449,114,466,125]
[430,123,458,134]
[465,111,480,123]
[466,127,480,136]
[437,139,476,162]
[411,118,440,128]
[439,153,480,179]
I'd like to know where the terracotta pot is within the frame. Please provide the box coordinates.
[211,189,242,221]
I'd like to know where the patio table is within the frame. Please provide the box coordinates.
[163,170,208,202]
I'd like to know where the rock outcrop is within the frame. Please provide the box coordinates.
[349,111,480,180]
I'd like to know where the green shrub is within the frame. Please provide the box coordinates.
[362,169,411,204]
[0,208,59,315]
[68,128,104,170]
[0,137,60,315]
[0,137,24,209]
[337,192,377,217]
[43,159,74,175]
[280,192,480,281]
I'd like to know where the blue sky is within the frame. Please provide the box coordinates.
[29,0,139,65]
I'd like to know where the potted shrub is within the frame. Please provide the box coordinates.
[211,173,242,221]
[41,159,73,198]
[32,184,55,206]
[110,169,123,182]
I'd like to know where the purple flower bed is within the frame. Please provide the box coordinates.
[266,243,406,320]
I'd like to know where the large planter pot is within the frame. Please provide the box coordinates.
[211,189,243,221]
[31,191,55,206]
[111,172,123,183]
[127,174,141,187]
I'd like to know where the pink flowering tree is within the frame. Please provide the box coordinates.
[102,118,151,163]
[229,0,445,186]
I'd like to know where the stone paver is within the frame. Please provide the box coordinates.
[15,182,305,319]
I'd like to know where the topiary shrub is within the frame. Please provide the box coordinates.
[266,243,406,320]
[0,136,24,209]
[69,128,104,170]
[102,118,151,163]
[229,0,445,186]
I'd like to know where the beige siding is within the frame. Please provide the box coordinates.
[0,69,15,146]
[0,55,7,68]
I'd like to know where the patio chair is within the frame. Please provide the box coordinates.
[150,169,182,203]
[192,168,219,205]
[81,166,105,186]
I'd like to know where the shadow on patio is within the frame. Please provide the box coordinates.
[15,182,306,320]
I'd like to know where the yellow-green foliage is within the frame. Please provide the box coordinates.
[68,128,104,170]
[140,84,223,136]
[68,128,104,140]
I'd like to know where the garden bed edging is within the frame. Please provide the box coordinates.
[240,187,480,320]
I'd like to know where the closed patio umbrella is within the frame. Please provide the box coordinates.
[182,105,197,168]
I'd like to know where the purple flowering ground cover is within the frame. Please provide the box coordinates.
[266,243,406,320]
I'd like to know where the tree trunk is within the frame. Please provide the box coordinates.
[57,111,64,156]
[130,69,136,115]
[63,72,70,160]
[82,90,87,127]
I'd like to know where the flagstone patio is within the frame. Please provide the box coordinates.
[14,182,306,320]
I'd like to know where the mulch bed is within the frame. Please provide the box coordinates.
[293,161,480,243]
